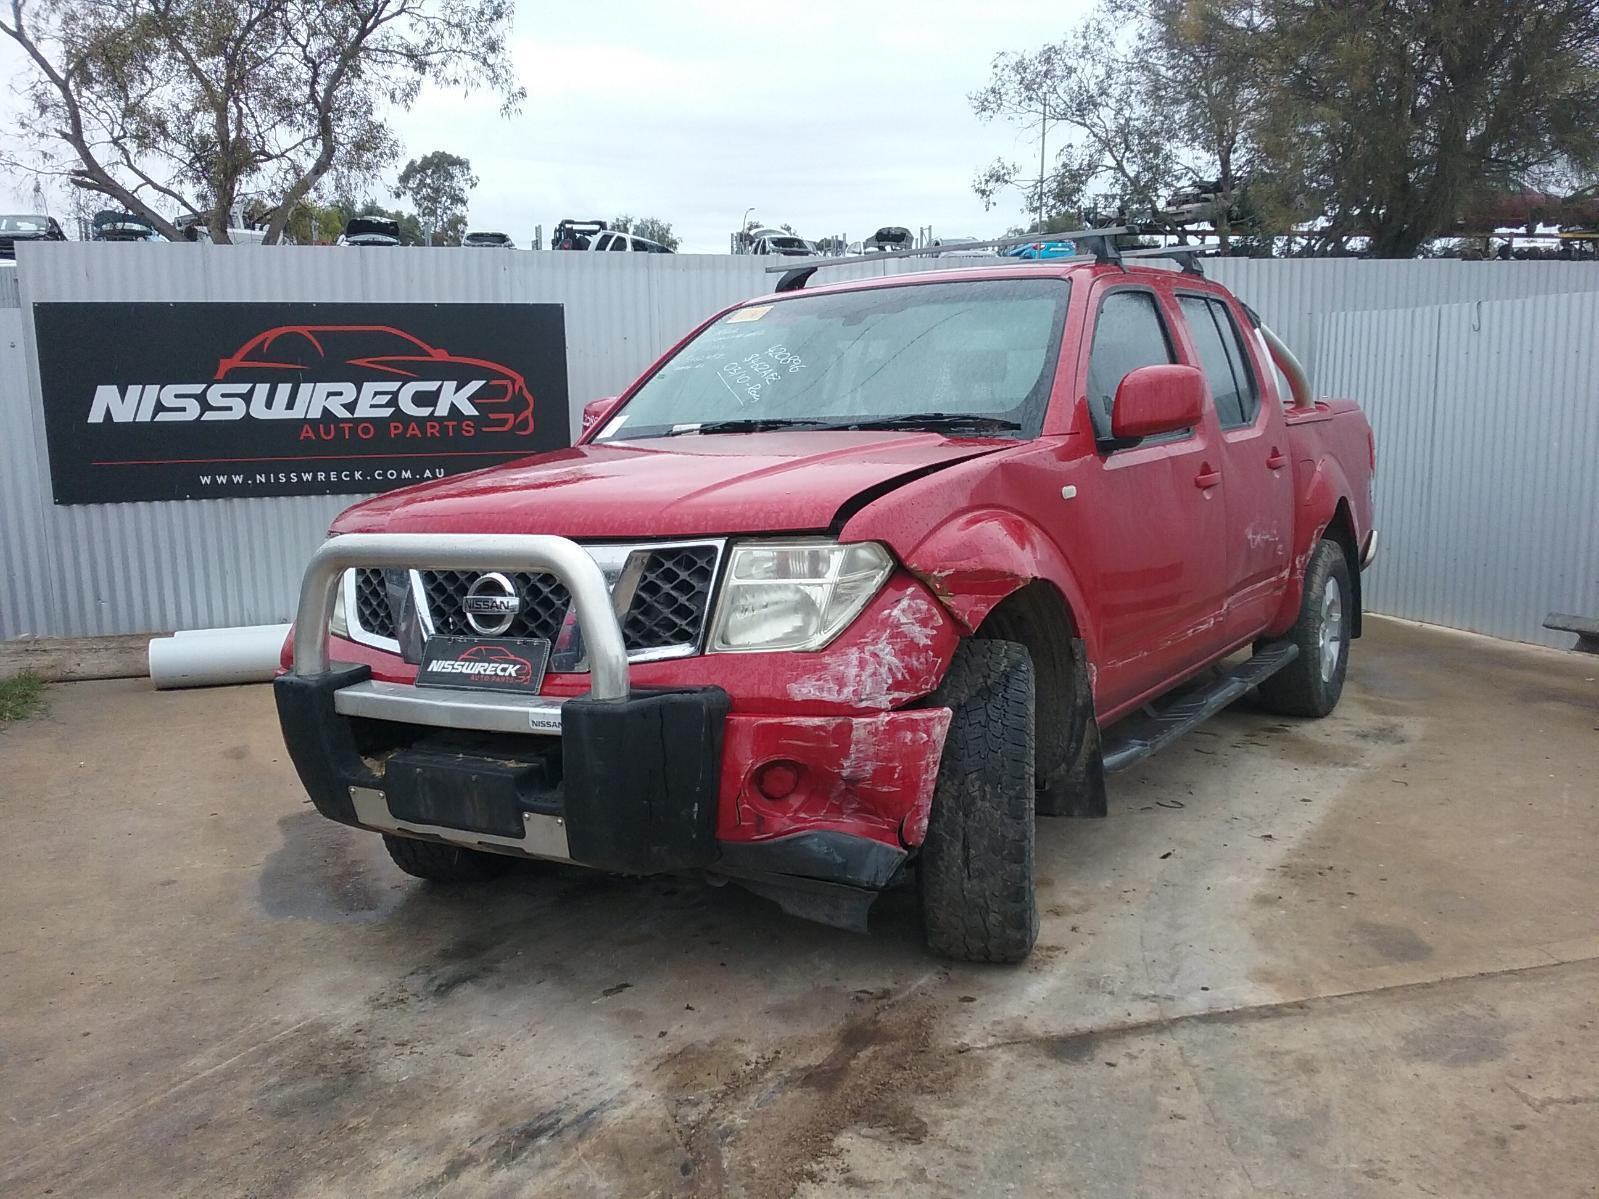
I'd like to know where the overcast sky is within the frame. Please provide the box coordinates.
[2,0,1094,250]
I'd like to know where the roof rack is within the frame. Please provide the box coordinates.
[767,228,1230,291]
[1116,244,1222,275]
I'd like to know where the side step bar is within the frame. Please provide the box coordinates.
[1544,611,1599,655]
[1101,641,1299,774]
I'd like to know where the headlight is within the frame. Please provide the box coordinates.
[330,573,350,639]
[708,540,894,653]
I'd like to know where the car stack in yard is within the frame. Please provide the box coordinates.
[552,218,674,253]
[275,230,1375,962]
[863,225,913,252]
[745,228,812,256]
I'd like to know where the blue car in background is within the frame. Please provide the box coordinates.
[1005,239,1077,259]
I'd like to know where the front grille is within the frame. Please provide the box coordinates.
[420,569,573,642]
[623,546,719,649]
[355,569,396,638]
[349,542,722,660]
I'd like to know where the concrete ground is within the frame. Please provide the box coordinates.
[1,616,1596,1198]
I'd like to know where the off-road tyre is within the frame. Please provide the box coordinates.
[1254,538,1353,718]
[920,639,1039,963]
[382,834,510,883]
[974,604,1103,818]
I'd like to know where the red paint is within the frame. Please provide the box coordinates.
[717,708,952,850]
[300,260,1374,867]
[1109,364,1207,439]
[580,396,620,435]
[327,432,1006,540]
[754,761,802,801]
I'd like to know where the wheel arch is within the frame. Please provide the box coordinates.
[1321,498,1363,638]
[1269,456,1365,639]
[898,506,1101,667]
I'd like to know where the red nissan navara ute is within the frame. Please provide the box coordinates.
[276,241,1375,962]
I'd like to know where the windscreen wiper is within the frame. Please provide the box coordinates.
[654,417,841,437]
[620,413,1023,440]
[818,412,1024,434]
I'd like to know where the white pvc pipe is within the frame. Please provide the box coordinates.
[148,624,291,689]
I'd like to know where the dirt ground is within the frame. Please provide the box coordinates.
[1,615,1596,1198]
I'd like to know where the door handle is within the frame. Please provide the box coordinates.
[1194,464,1222,489]
[1266,447,1288,470]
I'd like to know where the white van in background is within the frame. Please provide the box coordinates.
[176,205,272,245]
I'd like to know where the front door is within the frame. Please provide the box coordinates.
[1062,284,1233,712]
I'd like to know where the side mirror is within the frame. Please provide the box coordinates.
[1109,364,1205,442]
[581,396,620,437]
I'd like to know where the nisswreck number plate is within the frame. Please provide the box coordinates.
[415,636,551,694]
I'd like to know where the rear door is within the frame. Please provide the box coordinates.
[1174,292,1294,639]
[1064,282,1233,710]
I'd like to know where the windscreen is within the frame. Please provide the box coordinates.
[596,277,1070,441]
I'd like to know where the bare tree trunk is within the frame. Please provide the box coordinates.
[1216,148,1233,252]
[261,76,344,245]
[209,196,234,245]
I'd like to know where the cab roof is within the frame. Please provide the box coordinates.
[746,258,1229,305]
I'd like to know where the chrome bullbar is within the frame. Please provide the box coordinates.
[292,533,629,735]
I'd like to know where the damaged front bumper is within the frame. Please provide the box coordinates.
[275,533,954,931]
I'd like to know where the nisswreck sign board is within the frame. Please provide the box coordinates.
[32,302,570,504]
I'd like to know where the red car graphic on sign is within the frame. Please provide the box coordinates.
[214,324,535,435]
[456,644,535,684]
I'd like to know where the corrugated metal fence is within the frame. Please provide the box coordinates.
[1207,257,1599,379]
[2,247,1597,644]
[1318,293,1599,646]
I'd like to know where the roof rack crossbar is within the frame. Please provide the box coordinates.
[1117,244,1222,275]
[1075,232,1120,265]
[761,226,1130,275]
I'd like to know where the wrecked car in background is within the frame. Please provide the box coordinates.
[276,238,1375,962]
[90,210,160,242]
[338,216,402,247]
[0,213,67,258]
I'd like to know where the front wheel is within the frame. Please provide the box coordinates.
[1255,538,1353,718]
[920,639,1039,963]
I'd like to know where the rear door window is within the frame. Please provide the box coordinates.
[1178,296,1248,427]
[1085,290,1176,436]
[1212,301,1260,425]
